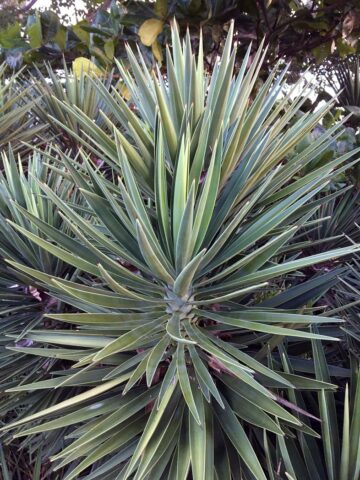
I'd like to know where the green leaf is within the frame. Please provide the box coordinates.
[176,344,201,424]
[136,220,174,284]
[53,387,160,463]
[125,381,180,477]
[192,137,222,253]
[0,443,11,480]
[174,249,206,297]
[225,387,284,435]
[146,334,170,387]
[2,376,128,431]
[197,310,339,341]
[155,0,168,18]
[312,335,340,480]
[93,318,164,361]
[175,183,195,272]
[169,410,191,479]
[189,388,214,480]
[339,384,350,480]
[188,345,224,408]
[218,373,301,426]
[213,397,267,480]
[72,20,90,45]
[172,137,189,241]
[166,312,195,344]
[27,13,42,49]
[155,125,172,256]
[0,22,21,48]
[104,38,115,59]
[349,368,360,479]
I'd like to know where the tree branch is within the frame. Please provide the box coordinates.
[18,0,39,13]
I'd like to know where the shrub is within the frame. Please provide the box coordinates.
[0,22,359,480]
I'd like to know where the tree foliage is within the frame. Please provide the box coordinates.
[1,0,360,75]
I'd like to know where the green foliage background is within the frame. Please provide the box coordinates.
[1,0,360,75]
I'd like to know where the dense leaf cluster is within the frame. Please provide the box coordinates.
[1,0,360,76]
[0,18,360,480]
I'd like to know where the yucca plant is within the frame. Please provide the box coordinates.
[27,63,115,152]
[0,149,85,479]
[325,256,360,351]
[1,22,360,479]
[295,188,360,255]
[0,64,44,154]
[327,56,360,114]
[262,344,360,480]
